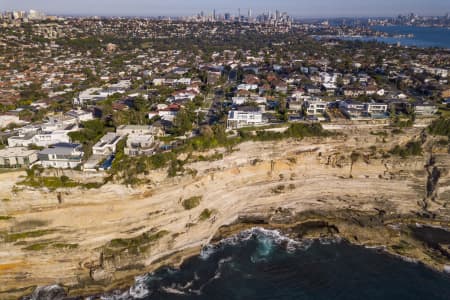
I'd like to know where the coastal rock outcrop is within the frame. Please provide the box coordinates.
[29,285,66,300]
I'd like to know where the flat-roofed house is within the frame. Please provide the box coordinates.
[116,125,161,156]
[414,102,438,116]
[116,125,164,137]
[227,110,265,129]
[366,102,388,118]
[92,133,124,156]
[0,147,38,168]
[339,100,366,119]
[0,114,25,129]
[65,109,94,123]
[304,100,329,115]
[8,130,72,148]
[125,134,155,156]
[38,143,83,169]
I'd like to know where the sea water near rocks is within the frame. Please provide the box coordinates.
[97,227,450,300]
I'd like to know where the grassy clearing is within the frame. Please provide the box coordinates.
[182,196,202,210]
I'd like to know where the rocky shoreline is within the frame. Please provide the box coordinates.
[0,126,449,299]
[24,210,450,299]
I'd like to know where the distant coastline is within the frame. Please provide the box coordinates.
[320,25,450,49]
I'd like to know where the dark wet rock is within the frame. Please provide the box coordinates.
[30,285,66,300]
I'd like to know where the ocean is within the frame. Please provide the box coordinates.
[100,228,450,300]
[339,25,450,49]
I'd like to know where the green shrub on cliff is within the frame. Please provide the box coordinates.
[389,141,423,158]
[428,117,450,137]
[182,196,202,210]
[285,123,330,138]
[199,209,214,221]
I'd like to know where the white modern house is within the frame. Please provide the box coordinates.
[116,125,164,137]
[153,78,166,86]
[366,102,389,117]
[92,133,124,156]
[65,109,94,123]
[304,100,328,115]
[0,114,25,129]
[0,147,38,168]
[125,135,155,156]
[8,129,72,147]
[227,110,265,129]
[73,88,105,106]
[116,125,160,156]
[339,100,389,119]
[414,103,438,116]
[237,84,258,91]
[7,119,79,148]
[73,81,131,105]
[171,90,198,102]
[38,143,84,169]
[232,96,267,106]
[148,104,181,122]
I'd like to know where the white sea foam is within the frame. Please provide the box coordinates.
[108,227,341,299]
[161,286,186,295]
[201,227,338,261]
[101,274,152,300]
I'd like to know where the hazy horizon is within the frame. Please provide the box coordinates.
[1,0,450,18]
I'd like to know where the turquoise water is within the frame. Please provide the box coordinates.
[352,25,450,49]
[103,228,450,300]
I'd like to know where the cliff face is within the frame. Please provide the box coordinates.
[0,127,449,299]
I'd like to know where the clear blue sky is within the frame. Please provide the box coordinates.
[1,0,449,18]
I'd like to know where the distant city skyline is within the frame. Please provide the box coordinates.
[1,0,449,18]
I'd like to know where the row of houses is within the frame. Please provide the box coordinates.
[0,124,162,170]
[0,142,83,169]
[226,98,438,129]
[7,109,93,147]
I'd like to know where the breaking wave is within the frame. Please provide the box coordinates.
[98,227,340,300]
[200,227,327,261]
[72,227,450,300]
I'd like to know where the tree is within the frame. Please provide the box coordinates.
[173,108,193,135]
[133,96,149,112]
